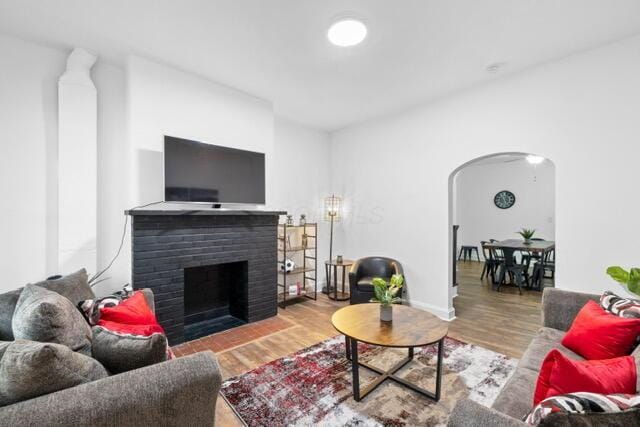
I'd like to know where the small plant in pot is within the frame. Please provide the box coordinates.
[517,228,536,245]
[370,274,404,322]
[606,266,640,297]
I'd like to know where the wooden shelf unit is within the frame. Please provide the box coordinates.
[277,222,317,307]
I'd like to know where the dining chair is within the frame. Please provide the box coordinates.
[495,248,529,295]
[480,241,500,282]
[532,249,555,290]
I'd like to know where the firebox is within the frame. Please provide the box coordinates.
[183,261,249,340]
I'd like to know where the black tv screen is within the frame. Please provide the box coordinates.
[164,136,265,204]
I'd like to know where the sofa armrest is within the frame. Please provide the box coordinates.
[139,287,155,313]
[448,399,526,427]
[541,288,599,332]
[0,351,222,427]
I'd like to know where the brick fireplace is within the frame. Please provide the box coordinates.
[126,208,285,345]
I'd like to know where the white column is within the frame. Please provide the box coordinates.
[58,48,97,274]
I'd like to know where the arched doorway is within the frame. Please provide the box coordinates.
[448,153,556,313]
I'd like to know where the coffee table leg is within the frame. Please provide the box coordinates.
[345,336,351,360]
[408,346,414,359]
[435,338,444,401]
[351,338,360,401]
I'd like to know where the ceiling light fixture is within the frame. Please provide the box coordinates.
[526,155,545,165]
[327,19,367,47]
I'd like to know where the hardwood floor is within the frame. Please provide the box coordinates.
[214,261,543,426]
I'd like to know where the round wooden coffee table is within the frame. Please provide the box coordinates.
[331,303,449,402]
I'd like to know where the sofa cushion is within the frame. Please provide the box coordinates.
[0,340,107,407]
[533,349,636,405]
[12,284,92,355]
[98,291,158,326]
[561,300,640,360]
[491,366,538,419]
[600,291,640,318]
[0,269,94,342]
[33,269,95,306]
[0,290,21,341]
[92,326,168,374]
[526,392,640,426]
[519,327,584,372]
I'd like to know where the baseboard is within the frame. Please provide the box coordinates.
[406,299,456,321]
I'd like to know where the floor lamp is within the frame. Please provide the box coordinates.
[324,195,342,293]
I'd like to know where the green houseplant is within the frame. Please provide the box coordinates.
[606,266,640,297]
[517,228,536,244]
[370,274,404,322]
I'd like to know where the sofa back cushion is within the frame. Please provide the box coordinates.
[0,340,107,407]
[0,269,95,341]
[12,284,92,355]
[600,291,640,319]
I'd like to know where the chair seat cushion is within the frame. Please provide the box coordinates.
[519,327,584,372]
[356,276,378,291]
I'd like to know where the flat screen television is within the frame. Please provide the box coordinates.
[164,136,265,205]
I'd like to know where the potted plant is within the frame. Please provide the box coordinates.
[517,228,536,244]
[606,266,640,297]
[371,274,404,322]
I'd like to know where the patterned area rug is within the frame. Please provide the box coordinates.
[221,336,517,426]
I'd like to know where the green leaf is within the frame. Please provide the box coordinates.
[607,266,630,284]
[390,274,404,287]
[627,268,640,297]
[372,277,387,288]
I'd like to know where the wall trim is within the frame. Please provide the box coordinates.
[406,299,456,321]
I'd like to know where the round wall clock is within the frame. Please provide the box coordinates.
[494,190,516,209]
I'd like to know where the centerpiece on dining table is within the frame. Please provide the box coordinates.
[517,228,536,245]
[370,274,404,322]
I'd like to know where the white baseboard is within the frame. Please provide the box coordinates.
[406,299,456,321]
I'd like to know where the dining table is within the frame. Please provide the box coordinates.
[484,239,555,289]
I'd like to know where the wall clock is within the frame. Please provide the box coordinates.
[494,190,516,209]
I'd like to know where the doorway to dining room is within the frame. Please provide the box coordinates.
[448,153,556,316]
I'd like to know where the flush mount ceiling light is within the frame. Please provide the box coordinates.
[526,155,545,165]
[327,19,367,47]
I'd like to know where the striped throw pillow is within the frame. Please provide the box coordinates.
[600,291,640,318]
[525,392,640,425]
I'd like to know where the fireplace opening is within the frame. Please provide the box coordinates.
[183,261,248,340]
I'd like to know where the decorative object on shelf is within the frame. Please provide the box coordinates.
[494,190,515,209]
[281,258,296,273]
[301,233,308,249]
[286,235,292,250]
[299,214,306,226]
[286,215,294,226]
[370,274,404,322]
[336,255,343,264]
[516,228,536,244]
[606,266,640,297]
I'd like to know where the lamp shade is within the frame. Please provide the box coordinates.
[324,195,342,222]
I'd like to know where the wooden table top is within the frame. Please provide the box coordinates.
[331,303,448,348]
[484,239,555,252]
[325,259,355,266]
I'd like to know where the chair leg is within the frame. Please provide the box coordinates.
[457,247,464,261]
[514,270,523,295]
[480,262,487,280]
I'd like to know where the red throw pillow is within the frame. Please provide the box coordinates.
[561,300,640,360]
[533,349,636,405]
[98,291,157,326]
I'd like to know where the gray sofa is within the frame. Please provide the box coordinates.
[0,287,222,427]
[448,288,640,426]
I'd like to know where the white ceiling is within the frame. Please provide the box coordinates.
[1,0,640,131]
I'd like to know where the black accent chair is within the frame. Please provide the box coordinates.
[349,257,405,305]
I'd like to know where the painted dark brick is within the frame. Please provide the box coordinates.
[130,213,279,345]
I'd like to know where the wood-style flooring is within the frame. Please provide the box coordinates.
[213,261,542,426]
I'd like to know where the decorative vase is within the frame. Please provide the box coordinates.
[380,304,393,322]
[524,239,532,245]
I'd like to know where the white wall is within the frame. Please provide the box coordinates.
[0,34,65,290]
[272,118,332,280]
[455,159,555,258]
[331,35,640,319]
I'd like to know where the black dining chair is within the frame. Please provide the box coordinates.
[495,248,529,295]
[480,241,500,283]
[532,249,555,290]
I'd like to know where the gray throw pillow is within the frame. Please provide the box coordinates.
[12,284,92,355]
[34,268,95,305]
[91,326,168,374]
[0,290,21,341]
[0,269,94,341]
[0,340,107,407]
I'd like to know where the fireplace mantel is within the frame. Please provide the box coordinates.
[127,208,286,344]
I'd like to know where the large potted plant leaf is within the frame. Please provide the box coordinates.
[370,274,404,322]
[606,266,640,297]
